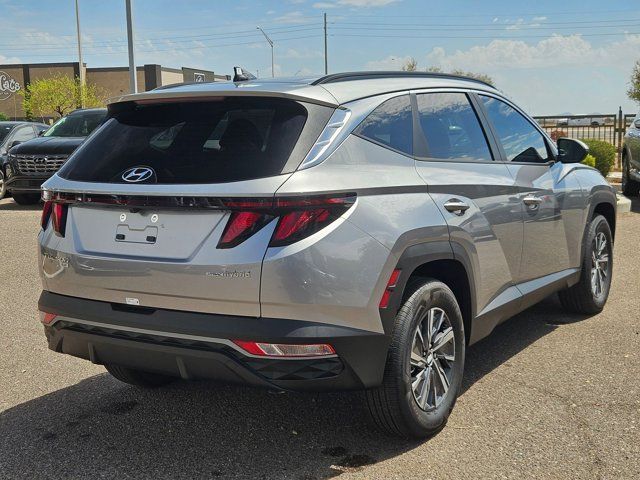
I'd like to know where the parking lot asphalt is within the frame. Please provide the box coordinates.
[0,196,638,480]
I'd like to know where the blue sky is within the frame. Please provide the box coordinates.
[1,0,639,114]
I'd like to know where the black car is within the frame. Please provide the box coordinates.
[4,108,106,204]
[622,113,640,197]
[0,121,49,200]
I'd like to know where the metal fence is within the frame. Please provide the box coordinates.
[533,108,635,169]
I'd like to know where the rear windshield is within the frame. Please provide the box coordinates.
[59,98,308,184]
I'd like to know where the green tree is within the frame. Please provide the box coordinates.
[402,57,418,72]
[627,60,640,104]
[20,75,106,119]
[0,112,9,121]
[426,65,494,86]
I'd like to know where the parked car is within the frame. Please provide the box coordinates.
[557,117,605,127]
[0,121,48,199]
[622,113,640,197]
[37,71,616,438]
[4,108,106,205]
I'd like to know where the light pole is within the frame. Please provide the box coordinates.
[125,0,137,93]
[75,0,84,107]
[256,26,274,78]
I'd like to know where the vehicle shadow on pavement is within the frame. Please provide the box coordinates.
[0,296,584,479]
[0,199,41,211]
[629,196,640,214]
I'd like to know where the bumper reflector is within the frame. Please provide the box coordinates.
[40,312,57,325]
[379,268,401,309]
[232,340,335,357]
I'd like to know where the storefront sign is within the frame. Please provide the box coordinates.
[0,71,21,101]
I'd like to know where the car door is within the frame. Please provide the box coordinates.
[476,94,575,283]
[412,90,524,321]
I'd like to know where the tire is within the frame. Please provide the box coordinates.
[105,364,175,388]
[0,170,6,200]
[12,193,41,205]
[622,156,639,197]
[366,278,465,438]
[559,215,613,314]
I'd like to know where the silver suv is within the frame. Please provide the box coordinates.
[37,71,616,438]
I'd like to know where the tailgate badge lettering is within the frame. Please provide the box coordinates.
[206,270,251,279]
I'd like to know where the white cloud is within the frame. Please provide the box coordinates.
[426,34,640,71]
[532,16,547,22]
[506,18,525,31]
[274,11,308,23]
[281,47,323,59]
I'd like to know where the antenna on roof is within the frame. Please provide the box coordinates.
[233,67,256,82]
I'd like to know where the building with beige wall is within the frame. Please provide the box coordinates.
[0,62,228,120]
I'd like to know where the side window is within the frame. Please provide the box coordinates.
[354,95,412,156]
[11,126,36,143]
[416,92,492,161]
[480,95,549,163]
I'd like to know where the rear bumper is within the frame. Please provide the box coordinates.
[39,291,390,391]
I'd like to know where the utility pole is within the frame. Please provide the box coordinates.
[125,0,137,93]
[256,26,274,78]
[75,0,84,107]
[323,13,328,74]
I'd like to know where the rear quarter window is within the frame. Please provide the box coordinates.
[354,95,413,156]
[59,98,312,184]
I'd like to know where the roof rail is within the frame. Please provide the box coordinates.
[311,71,494,88]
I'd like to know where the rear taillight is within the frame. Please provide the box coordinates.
[46,202,68,237]
[218,211,275,249]
[216,194,355,249]
[41,200,68,236]
[39,311,57,325]
[41,201,53,229]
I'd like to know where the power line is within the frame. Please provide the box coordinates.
[331,31,640,40]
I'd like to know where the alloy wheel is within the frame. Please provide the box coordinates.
[410,306,455,411]
[591,232,610,299]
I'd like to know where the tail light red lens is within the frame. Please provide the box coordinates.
[216,194,355,249]
[218,211,274,249]
[41,201,53,229]
[41,200,68,237]
[51,203,68,237]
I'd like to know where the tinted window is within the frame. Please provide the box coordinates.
[43,111,106,138]
[60,98,308,184]
[480,96,548,163]
[416,93,492,161]
[0,124,13,143]
[355,95,412,155]
[11,126,35,142]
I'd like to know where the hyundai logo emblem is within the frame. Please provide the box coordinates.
[122,166,154,183]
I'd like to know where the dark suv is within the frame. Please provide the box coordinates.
[4,108,106,204]
[0,121,49,199]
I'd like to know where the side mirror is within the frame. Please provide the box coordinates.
[557,137,588,164]
[38,130,46,137]
[634,119,640,129]
[8,140,22,149]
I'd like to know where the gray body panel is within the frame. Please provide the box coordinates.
[39,74,617,378]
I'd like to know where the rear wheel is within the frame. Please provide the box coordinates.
[105,364,175,388]
[559,215,613,314]
[366,278,465,438]
[12,193,41,205]
[622,156,639,197]
[0,170,6,200]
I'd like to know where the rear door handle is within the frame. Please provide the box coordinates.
[523,195,543,207]
[443,199,470,215]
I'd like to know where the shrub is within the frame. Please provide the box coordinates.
[579,139,616,177]
[581,154,596,168]
[0,112,8,121]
